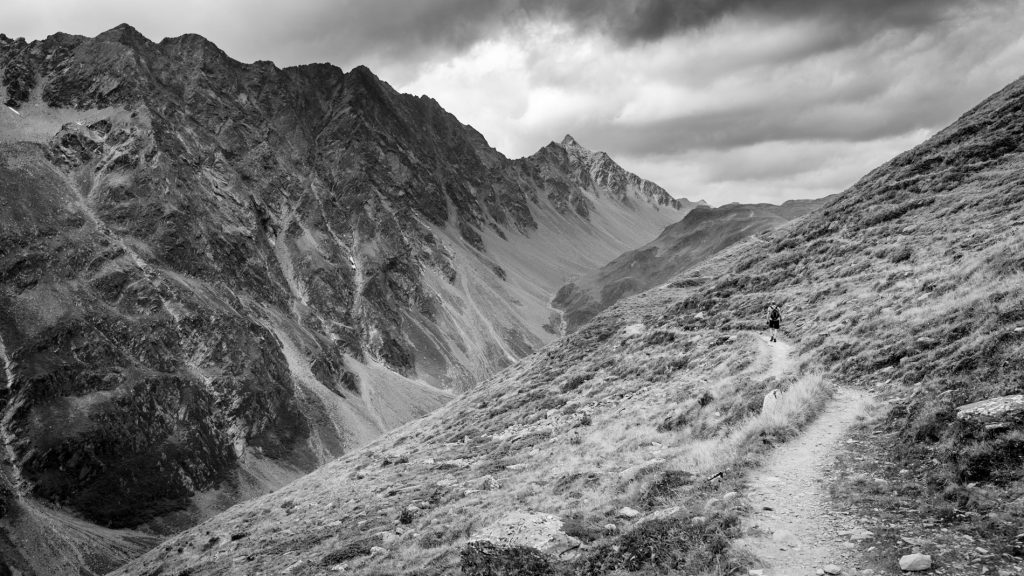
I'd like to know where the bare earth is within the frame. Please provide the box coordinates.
[739,338,873,575]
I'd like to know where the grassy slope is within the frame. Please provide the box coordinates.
[113,274,833,575]
[117,68,1024,576]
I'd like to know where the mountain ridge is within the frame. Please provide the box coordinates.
[0,24,698,575]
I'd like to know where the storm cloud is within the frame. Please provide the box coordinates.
[3,0,1024,203]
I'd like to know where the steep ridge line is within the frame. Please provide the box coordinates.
[739,383,873,575]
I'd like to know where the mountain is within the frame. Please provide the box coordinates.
[112,71,1024,575]
[0,25,696,575]
[553,198,833,331]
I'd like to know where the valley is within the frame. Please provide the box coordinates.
[112,67,1024,575]
[2,17,1024,576]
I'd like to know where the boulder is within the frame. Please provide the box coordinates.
[762,389,782,415]
[823,564,843,575]
[899,553,932,571]
[956,395,1024,426]
[468,511,582,559]
[617,507,641,519]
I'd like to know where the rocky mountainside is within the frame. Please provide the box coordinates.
[558,134,685,211]
[553,198,833,331]
[113,71,1024,576]
[0,25,695,575]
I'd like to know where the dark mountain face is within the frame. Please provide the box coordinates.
[0,25,692,574]
[553,198,833,330]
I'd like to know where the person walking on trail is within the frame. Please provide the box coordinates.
[766,301,782,342]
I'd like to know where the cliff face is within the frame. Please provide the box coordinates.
[0,24,692,574]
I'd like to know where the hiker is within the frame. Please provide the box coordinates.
[766,301,782,342]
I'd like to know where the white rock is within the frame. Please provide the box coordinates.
[603,523,617,533]
[748,570,765,576]
[469,511,582,559]
[823,564,842,575]
[899,553,932,571]
[617,507,640,519]
[761,389,782,415]
[369,546,387,557]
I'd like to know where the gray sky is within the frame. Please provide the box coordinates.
[5,0,1024,203]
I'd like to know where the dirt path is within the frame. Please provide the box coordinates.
[756,332,793,380]
[738,345,873,576]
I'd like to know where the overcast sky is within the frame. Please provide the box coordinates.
[5,0,1024,204]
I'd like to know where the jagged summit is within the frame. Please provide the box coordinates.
[94,22,152,47]
[560,133,582,149]
[555,133,684,210]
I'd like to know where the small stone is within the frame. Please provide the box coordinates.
[823,564,842,575]
[748,570,765,576]
[603,523,617,533]
[851,530,875,542]
[369,546,387,557]
[976,547,989,555]
[816,570,825,576]
[617,507,640,519]
[899,553,932,571]
[479,475,501,490]
[690,516,706,525]
[722,491,739,502]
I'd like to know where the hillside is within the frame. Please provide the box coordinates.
[553,198,832,331]
[113,72,1024,575]
[0,26,696,575]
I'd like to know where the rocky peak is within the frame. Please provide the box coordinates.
[94,23,153,49]
[560,133,583,150]
[159,33,235,66]
[555,134,685,210]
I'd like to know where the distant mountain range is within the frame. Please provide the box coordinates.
[0,24,698,574]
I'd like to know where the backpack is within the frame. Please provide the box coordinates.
[769,306,781,321]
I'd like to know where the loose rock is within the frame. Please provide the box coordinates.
[761,389,782,415]
[899,553,932,571]
[617,507,640,519]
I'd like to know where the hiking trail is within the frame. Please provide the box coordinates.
[738,338,873,575]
